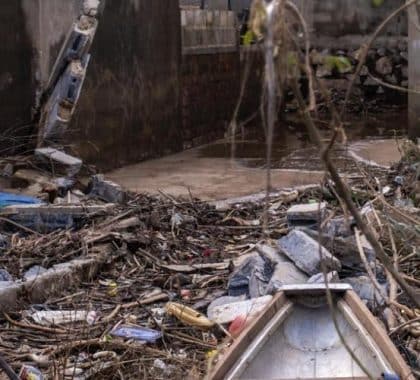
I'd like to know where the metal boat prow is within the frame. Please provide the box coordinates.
[209,284,415,380]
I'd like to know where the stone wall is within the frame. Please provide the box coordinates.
[180,9,239,148]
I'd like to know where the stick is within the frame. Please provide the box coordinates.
[0,354,19,380]
[291,78,420,308]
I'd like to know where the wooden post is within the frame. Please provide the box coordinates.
[408,1,420,141]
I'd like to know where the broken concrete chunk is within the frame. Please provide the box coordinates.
[277,230,341,276]
[286,202,326,227]
[2,163,13,177]
[228,254,274,298]
[35,148,82,177]
[0,269,13,282]
[255,243,288,264]
[207,295,272,324]
[345,276,387,308]
[307,271,339,284]
[266,262,308,293]
[323,216,355,238]
[299,227,374,270]
[89,175,127,203]
[24,266,48,281]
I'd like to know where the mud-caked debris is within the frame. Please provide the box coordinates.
[89,174,127,203]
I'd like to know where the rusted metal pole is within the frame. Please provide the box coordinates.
[408,1,420,141]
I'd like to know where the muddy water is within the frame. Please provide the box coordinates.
[198,109,407,170]
[107,108,407,200]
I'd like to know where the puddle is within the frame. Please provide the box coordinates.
[198,109,407,170]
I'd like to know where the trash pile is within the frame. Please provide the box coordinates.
[0,143,418,379]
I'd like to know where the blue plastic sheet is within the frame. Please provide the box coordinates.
[0,192,42,208]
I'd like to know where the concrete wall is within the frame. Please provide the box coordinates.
[0,2,35,155]
[69,1,182,170]
[180,10,239,148]
[0,0,78,155]
[0,0,181,170]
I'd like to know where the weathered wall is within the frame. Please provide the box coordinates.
[0,0,79,155]
[22,0,80,87]
[0,2,36,155]
[69,1,182,169]
[180,9,239,148]
[0,0,181,170]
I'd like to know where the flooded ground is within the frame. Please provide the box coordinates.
[199,108,406,170]
[108,108,406,200]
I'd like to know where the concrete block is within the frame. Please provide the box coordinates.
[35,148,82,177]
[89,174,127,203]
[287,202,327,227]
[345,276,386,308]
[277,230,341,276]
[267,262,308,292]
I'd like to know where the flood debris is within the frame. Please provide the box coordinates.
[110,325,162,343]
[0,143,418,378]
[207,295,272,324]
[89,174,127,203]
[278,229,341,275]
[35,148,82,177]
[286,201,326,227]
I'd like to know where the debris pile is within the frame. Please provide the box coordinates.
[0,143,418,379]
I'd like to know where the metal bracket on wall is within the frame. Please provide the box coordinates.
[37,0,101,147]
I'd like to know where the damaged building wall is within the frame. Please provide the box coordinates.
[68,1,182,170]
[0,0,79,155]
[0,0,181,170]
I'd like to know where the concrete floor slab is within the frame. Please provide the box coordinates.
[107,147,323,200]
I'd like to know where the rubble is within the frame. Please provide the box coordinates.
[286,201,326,227]
[307,271,339,284]
[277,230,341,275]
[345,276,387,308]
[227,254,273,298]
[89,174,127,203]
[0,144,417,378]
[34,148,82,177]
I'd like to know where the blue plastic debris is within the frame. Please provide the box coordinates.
[382,373,400,380]
[110,325,162,343]
[0,192,41,208]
